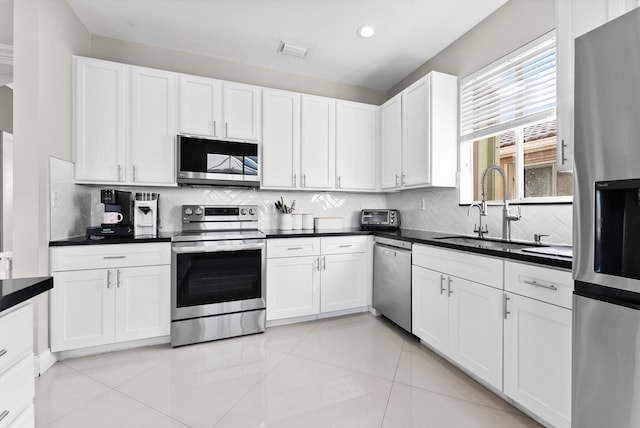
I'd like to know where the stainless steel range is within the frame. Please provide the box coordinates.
[170,205,265,347]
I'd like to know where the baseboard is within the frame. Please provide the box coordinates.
[34,349,57,376]
[266,307,369,328]
[55,335,171,361]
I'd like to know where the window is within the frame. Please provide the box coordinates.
[459,32,572,204]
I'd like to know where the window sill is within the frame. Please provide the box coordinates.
[460,196,573,206]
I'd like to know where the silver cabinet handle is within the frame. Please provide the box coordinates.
[287,247,303,251]
[439,275,446,295]
[0,410,9,422]
[293,174,297,187]
[395,173,400,187]
[117,164,123,181]
[116,269,121,288]
[0,349,7,358]
[339,244,352,248]
[504,294,511,319]
[337,176,341,188]
[524,280,558,291]
[213,121,217,136]
[401,173,406,186]
[107,270,112,289]
[322,256,326,271]
[447,277,453,296]
[104,256,126,260]
[132,165,137,182]
[315,257,319,271]
[225,122,229,137]
[302,174,306,187]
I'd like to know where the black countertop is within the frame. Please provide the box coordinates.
[49,227,571,269]
[265,227,572,270]
[1,276,54,312]
[49,232,173,247]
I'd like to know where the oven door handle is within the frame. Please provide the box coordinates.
[172,243,265,254]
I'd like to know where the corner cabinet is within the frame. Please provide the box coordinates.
[381,71,458,190]
[73,56,177,186]
[266,236,371,322]
[50,243,171,352]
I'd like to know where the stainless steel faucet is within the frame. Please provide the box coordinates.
[480,165,521,241]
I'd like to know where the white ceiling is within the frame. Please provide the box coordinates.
[68,0,508,92]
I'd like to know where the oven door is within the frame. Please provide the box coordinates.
[171,239,265,321]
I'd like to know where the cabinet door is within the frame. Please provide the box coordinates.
[504,292,572,428]
[262,89,300,188]
[335,101,377,191]
[178,74,222,137]
[429,72,457,187]
[380,94,402,190]
[222,82,261,141]
[266,256,320,320]
[300,95,336,189]
[130,67,176,185]
[447,277,503,390]
[402,75,431,187]
[74,57,127,183]
[321,253,368,313]
[115,265,171,342]
[50,270,115,352]
[411,265,448,354]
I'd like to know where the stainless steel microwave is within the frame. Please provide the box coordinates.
[177,135,260,187]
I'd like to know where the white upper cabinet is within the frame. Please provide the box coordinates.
[222,82,262,141]
[380,93,402,190]
[335,100,378,191]
[261,88,300,189]
[178,74,222,137]
[300,95,336,189]
[74,56,176,186]
[129,67,176,185]
[178,75,261,141]
[381,71,457,191]
[74,57,127,183]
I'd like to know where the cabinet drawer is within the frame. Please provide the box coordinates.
[5,404,33,428]
[413,244,503,289]
[0,304,33,375]
[505,261,573,309]
[51,243,170,272]
[0,355,34,428]
[267,238,320,258]
[321,236,368,255]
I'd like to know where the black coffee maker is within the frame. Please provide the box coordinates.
[86,189,134,238]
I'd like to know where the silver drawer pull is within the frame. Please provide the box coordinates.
[524,280,558,291]
[338,244,352,248]
[104,256,126,260]
[287,247,303,251]
[0,410,9,422]
[0,349,7,358]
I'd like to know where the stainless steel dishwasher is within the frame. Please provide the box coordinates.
[373,236,412,332]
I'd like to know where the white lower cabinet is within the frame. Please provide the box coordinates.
[266,236,370,321]
[50,243,170,353]
[412,262,503,390]
[504,261,573,428]
[0,303,35,428]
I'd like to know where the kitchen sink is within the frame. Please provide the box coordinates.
[433,236,541,251]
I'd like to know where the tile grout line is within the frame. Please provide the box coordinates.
[379,338,408,428]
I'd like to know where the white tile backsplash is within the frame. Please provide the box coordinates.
[49,157,92,240]
[89,187,387,232]
[386,187,572,245]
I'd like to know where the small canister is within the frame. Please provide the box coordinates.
[292,213,303,230]
[302,214,314,230]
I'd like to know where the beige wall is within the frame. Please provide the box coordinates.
[387,0,555,98]
[0,86,11,133]
[14,0,91,356]
[91,36,386,105]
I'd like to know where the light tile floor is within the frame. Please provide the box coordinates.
[35,313,542,428]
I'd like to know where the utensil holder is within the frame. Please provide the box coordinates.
[278,214,293,230]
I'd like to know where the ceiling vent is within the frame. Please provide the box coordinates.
[278,41,308,59]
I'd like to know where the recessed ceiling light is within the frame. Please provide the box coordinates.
[357,25,375,38]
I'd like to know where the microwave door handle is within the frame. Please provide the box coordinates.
[172,243,265,254]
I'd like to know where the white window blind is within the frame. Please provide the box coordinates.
[460,32,556,142]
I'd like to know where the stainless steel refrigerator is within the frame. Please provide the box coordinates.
[574,7,640,428]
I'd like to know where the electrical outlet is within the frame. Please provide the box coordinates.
[419,198,426,211]
[51,191,60,208]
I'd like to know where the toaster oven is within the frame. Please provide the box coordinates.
[360,209,400,230]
